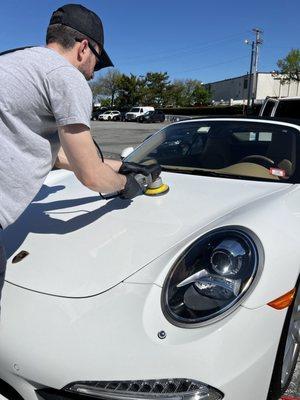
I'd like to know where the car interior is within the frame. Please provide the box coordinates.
[144,121,298,182]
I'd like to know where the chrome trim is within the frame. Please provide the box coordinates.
[177,269,208,288]
[211,238,245,276]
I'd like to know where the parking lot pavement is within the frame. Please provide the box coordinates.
[91,120,168,159]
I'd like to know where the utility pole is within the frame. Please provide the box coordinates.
[252,28,263,106]
[246,41,255,108]
[245,28,263,109]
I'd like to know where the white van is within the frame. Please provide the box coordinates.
[125,106,154,121]
[259,96,300,119]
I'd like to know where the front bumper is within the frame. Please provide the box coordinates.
[125,115,137,121]
[0,281,286,400]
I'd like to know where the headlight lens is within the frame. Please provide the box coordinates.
[162,227,262,327]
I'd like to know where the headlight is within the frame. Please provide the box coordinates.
[161,227,263,327]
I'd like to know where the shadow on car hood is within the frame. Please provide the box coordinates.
[3,170,290,297]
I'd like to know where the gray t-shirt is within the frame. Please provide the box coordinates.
[0,47,92,229]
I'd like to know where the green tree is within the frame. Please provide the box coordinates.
[166,79,211,107]
[114,74,144,109]
[277,49,300,83]
[166,80,187,107]
[90,69,122,107]
[142,72,170,106]
[191,84,211,106]
[184,79,199,105]
[91,71,211,109]
[98,98,112,108]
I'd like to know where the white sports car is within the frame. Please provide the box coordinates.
[1,117,300,400]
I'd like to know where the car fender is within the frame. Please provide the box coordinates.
[127,186,300,310]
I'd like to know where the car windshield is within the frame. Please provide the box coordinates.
[125,120,300,183]
[145,111,154,116]
[131,108,140,112]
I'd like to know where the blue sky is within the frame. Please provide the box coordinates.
[0,0,299,83]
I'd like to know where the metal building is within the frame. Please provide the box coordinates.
[205,73,300,105]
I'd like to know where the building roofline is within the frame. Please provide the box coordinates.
[205,72,273,85]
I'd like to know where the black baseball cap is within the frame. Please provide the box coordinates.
[49,4,113,71]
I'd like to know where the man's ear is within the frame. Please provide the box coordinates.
[77,39,89,62]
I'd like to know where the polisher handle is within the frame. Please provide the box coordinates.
[133,173,153,190]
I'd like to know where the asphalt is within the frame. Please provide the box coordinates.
[90,120,168,160]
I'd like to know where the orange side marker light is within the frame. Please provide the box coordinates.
[268,288,296,310]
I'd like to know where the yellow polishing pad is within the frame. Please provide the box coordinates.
[145,183,170,196]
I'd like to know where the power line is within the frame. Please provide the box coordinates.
[166,55,249,76]
[118,39,245,68]
[116,30,250,65]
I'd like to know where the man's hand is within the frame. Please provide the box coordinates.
[119,161,161,181]
[119,174,145,199]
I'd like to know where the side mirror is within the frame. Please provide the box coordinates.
[120,147,134,159]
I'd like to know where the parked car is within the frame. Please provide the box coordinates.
[125,106,154,121]
[119,111,127,122]
[137,110,165,123]
[91,107,107,120]
[259,96,300,119]
[2,117,300,400]
[98,110,121,121]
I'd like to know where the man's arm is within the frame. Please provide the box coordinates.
[55,146,122,172]
[57,124,126,193]
[104,158,122,172]
[55,146,73,171]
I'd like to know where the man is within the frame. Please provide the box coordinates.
[0,5,160,297]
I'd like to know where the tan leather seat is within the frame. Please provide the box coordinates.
[201,136,231,169]
[266,133,295,176]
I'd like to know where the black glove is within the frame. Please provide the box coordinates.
[119,161,161,181]
[119,174,145,199]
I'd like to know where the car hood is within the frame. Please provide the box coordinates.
[3,170,291,297]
